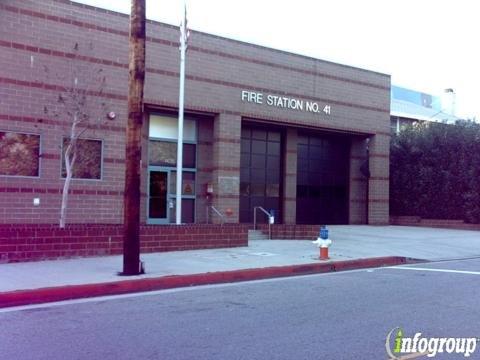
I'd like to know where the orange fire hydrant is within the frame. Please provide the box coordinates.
[319,246,329,260]
[312,226,332,260]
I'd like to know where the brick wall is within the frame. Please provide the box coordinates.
[390,216,480,231]
[367,134,390,224]
[211,113,241,223]
[0,0,390,225]
[0,224,248,263]
[257,224,320,240]
[283,129,298,224]
[349,137,368,224]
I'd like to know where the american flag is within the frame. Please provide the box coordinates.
[180,1,190,51]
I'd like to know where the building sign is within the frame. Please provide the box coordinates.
[241,90,331,115]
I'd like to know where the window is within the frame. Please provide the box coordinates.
[239,126,282,223]
[0,131,40,177]
[149,114,196,141]
[62,138,102,179]
[149,141,177,166]
[169,171,196,196]
[148,141,196,168]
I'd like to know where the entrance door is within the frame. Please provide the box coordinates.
[148,170,169,223]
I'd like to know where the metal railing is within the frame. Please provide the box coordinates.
[206,205,225,225]
[253,206,274,239]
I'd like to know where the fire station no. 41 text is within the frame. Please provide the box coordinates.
[241,90,331,115]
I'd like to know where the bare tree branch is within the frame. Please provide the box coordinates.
[38,42,110,227]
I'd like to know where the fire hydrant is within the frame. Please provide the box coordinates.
[312,225,332,260]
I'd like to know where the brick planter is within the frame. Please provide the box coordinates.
[390,216,480,231]
[256,224,321,240]
[0,224,248,263]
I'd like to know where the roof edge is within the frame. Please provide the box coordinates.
[66,0,390,79]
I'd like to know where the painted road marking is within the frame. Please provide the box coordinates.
[389,266,480,275]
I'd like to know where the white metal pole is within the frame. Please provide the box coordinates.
[176,0,186,224]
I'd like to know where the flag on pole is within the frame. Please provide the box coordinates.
[179,2,190,50]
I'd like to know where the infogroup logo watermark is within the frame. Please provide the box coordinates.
[386,327,478,358]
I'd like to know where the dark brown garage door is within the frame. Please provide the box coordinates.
[296,132,349,224]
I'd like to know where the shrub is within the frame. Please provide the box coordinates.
[390,120,480,223]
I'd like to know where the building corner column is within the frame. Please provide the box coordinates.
[283,128,297,224]
[367,133,390,224]
[349,137,368,224]
[212,113,241,223]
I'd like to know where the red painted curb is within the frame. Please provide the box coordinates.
[0,256,407,308]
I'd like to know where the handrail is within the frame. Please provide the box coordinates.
[207,205,225,224]
[253,206,274,239]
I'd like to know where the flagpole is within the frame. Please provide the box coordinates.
[176,0,187,224]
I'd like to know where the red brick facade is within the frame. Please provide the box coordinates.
[0,1,391,232]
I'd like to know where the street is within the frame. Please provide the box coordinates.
[1,258,480,359]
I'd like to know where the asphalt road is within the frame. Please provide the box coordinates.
[1,258,480,359]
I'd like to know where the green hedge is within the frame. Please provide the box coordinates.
[390,120,480,223]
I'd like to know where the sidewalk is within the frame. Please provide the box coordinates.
[1,225,480,308]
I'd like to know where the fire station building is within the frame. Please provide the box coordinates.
[0,0,390,230]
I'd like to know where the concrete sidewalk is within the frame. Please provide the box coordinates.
[1,225,480,307]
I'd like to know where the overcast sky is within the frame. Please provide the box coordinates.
[74,0,479,120]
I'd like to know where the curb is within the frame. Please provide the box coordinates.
[0,256,410,308]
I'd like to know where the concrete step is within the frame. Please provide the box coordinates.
[248,230,269,241]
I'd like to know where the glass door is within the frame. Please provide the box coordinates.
[148,170,169,224]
